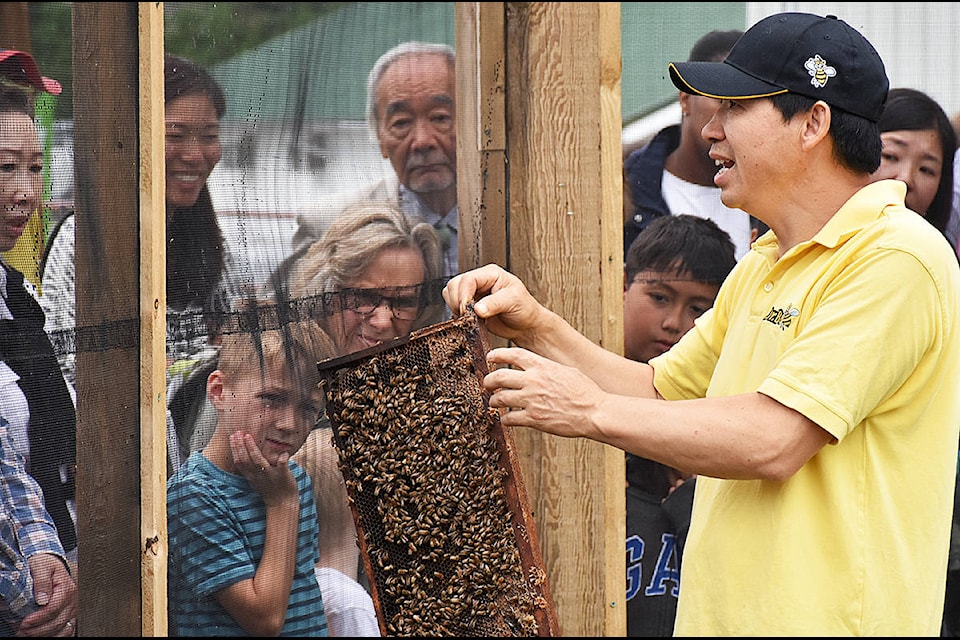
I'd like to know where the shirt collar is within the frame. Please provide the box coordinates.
[813,180,907,249]
[398,185,458,229]
[753,180,908,261]
[0,263,10,320]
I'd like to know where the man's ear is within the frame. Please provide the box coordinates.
[678,91,691,118]
[800,100,832,151]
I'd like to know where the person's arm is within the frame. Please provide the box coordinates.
[443,264,660,398]
[483,347,831,481]
[445,265,830,480]
[213,432,300,637]
[0,418,76,637]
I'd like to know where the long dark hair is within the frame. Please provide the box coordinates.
[164,54,228,311]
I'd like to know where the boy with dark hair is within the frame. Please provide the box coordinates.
[622,214,735,636]
[167,318,336,636]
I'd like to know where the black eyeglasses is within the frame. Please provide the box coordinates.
[340,286,424,321]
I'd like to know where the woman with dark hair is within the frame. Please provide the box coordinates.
[872,87,957,239]
[161,54,231,314]
[40,55,240,471]
[0,51,77,636]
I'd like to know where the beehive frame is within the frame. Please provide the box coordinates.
[317,309,560,636]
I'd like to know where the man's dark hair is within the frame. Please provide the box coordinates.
[688,29,743,62]
[625,214,736,285]
[770,93,883,174]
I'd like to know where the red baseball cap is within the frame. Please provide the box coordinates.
[0,49,62,95]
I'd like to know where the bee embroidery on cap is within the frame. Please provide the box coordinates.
[804,55,837,89]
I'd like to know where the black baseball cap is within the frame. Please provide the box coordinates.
[668,13,888,122]
[0,49,62,96]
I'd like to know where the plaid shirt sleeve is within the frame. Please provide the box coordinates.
[0,417,65,560]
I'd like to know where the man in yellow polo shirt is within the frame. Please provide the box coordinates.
[441,12,960,636]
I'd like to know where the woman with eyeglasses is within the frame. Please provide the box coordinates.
[287,199,444,356]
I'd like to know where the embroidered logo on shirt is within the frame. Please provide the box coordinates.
[804,55,837,89]
[763,305,800,331]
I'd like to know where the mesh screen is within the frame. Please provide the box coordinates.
[12,1,960,635]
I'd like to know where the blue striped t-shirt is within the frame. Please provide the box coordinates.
[167,451,328,636]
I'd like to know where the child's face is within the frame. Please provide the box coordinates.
[623,270,720,363]
[208,360,324,467]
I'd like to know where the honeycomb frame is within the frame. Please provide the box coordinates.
[317,309,560,636]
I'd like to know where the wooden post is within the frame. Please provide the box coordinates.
[0,3,32,52]
[455,2,508,276]
[73,2,144,635]
[457,2,625,635]
[138,3,167,636]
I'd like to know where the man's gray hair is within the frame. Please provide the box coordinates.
[365,41,455,137]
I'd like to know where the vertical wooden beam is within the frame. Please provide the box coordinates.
[73,2,143,635]
[138,3,167,636]
[597,6,626,634]
[455,2,508,275]
[460,2,625,635]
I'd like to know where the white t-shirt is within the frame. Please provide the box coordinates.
[661,170,753,260]
[314,566,380,637]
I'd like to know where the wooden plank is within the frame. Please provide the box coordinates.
[73,3,143,635]
[502,3,624,635]
[138,2,167,636]
[0,3,31,51]
[455,3,508,277]
[598,3,626,635]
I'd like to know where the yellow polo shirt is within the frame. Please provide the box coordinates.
[652,180,960,635]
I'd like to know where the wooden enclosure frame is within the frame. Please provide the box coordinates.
[61,2,626,635]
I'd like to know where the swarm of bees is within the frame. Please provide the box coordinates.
[319,310,559,637]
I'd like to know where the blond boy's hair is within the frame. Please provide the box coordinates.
[217,319,337,389]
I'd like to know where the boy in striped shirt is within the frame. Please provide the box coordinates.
[167,317,336,636]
